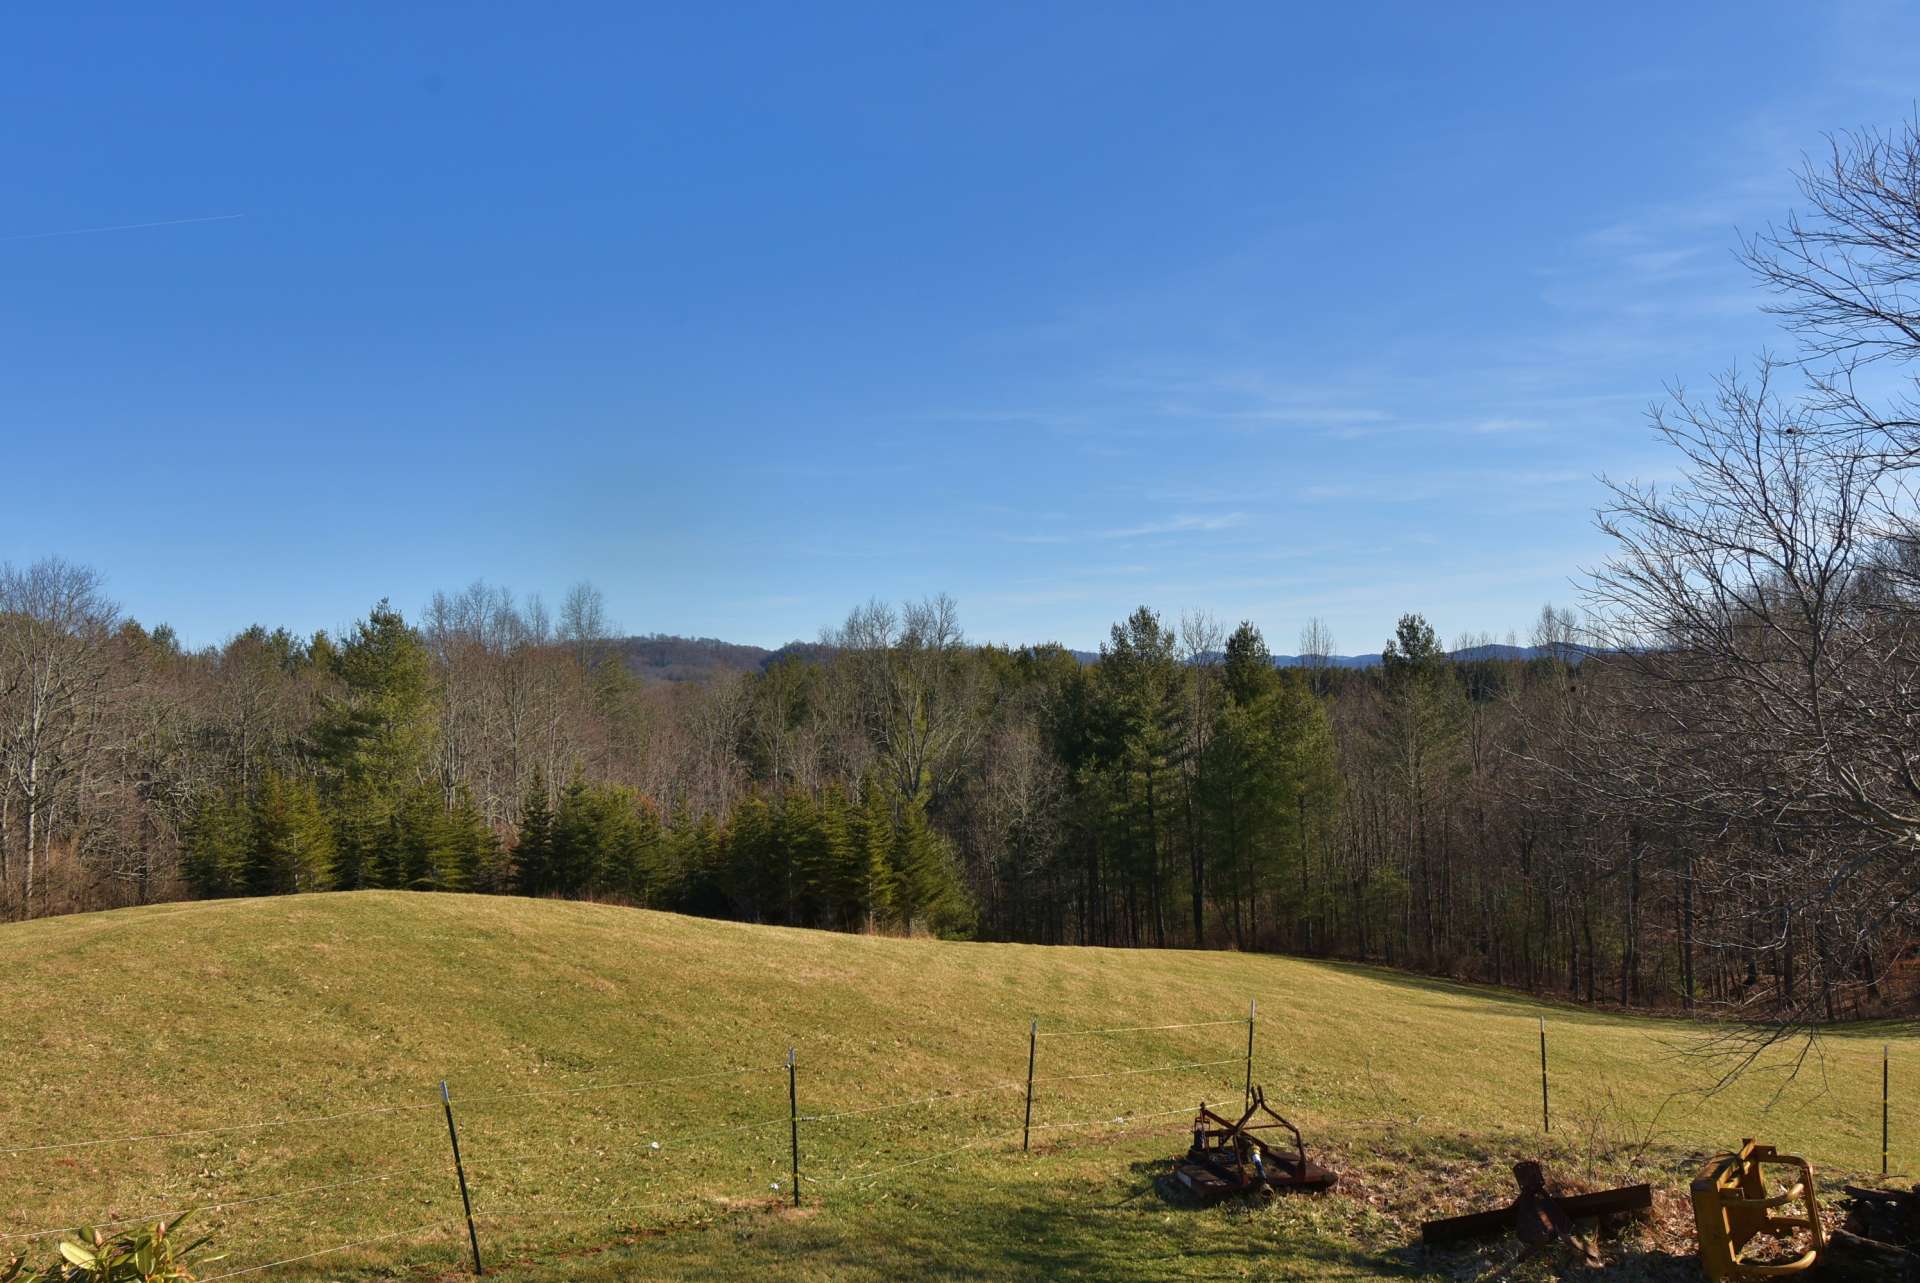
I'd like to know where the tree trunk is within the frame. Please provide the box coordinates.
[1620,829,1641,1007]
[1680,844,1696,1012]
[1187,791,1204,948]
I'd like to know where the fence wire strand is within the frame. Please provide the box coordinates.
[638,1114,792,1145]
[1027,1103,1199,1136]
[1037,1019,1249,1038]
[825,1101,1203,1189]
[0,1102,443,1157]
[193,1215,460,1282]
[823,1127,1021,1185]
[1030,1055,1244,1086]
[0,1167,429,1245]
[798,1080,1025,1124]
[471,1184,773,1228]
[0,1064,789,1158]
[453,1064,784,1107]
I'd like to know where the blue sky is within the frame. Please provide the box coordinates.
[5,3,1917,654]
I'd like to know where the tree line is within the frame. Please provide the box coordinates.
[0,560,1888,1025]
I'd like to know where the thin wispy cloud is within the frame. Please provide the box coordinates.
[0,212,248,243]
[1156,401,1393,428]
[912,397,1391,438]
[912,407,1094,429]
[1003,512,1249,545]
[1108,513,1248,537]
[1300,470,1587,503]
[1621,247,1705,278]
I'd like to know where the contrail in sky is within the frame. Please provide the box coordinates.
[0,212,248,243]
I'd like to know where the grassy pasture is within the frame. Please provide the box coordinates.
[0,892,1912,1280]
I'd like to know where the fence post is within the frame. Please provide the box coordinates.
[1244,999,1257,1111]
[440,1081,483,1276]
[787,1047,802,1208]
[1539,1018,1550,1134]
[1022,1019,1037,1152]
[1885,1043,1891,1178]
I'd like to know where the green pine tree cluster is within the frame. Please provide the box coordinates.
[180,597,975,938]
[512,769,663,901]
[1042,610,1342,951]
[636,780,971,936]
[183,774,503,898]
[183,600,508,900]
[182,772,335,897]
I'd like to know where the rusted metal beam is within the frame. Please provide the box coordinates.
[1421,1162,1648,1247]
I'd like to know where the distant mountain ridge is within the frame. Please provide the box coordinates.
[613,635,828,683]
[617,634,1570,683]
[1268,642,1570,669]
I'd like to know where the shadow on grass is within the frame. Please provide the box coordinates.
[488,1169,1433,1283]
[1287,956,1662,1028]
[473,1164,1714,1283]
[475,1137,1724,1282]
[1287,955,1920,1045]
[1374,1241,1700,1282]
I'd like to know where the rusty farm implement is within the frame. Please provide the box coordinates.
[1172,1087,1336,1199]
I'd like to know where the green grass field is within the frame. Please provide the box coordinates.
[1,892,1912,1281]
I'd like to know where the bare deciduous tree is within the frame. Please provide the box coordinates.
[823,594,981,805]
[0,558,121,913]
[1300,617,1335,694]
[1576,120,1920,1038]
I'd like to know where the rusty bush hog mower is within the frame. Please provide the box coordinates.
[1173,1087,1336,1199]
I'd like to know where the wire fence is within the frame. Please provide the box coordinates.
[1,1004,1906,1280]
[0,1010,1263,1281]
[0,1168,427,1247]
[195,1217,465,1283]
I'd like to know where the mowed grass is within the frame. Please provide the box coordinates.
[0,891,1914,1281]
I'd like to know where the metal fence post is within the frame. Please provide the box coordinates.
[440,1080,483,1276]
[1023,1019,1037,1152]
[787,1047,802,1208]
[1244,999,1257,1111]
[1539,1018,1550,1134]
[1885,1043,1891,1177]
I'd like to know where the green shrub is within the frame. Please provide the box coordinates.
[2,1216,215,1283]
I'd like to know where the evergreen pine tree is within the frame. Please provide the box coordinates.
[1222,620,1277,705]
[667,810,728,917]
[514,768,555,896]
[550,774,598,896]
[182,790,250,898]
[328,776,382,890]
[246,771,335,894]
[444,786,502,891]
[312,601,437,887]
[723,795,775,921]
[616,796,665,903]
[854,784,896,932]
[774,788,823,926]
[889,793,975,938]
[815,783,859,929]
[383,784,457,889]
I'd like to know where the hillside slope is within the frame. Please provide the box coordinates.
[0,893,1909,1280]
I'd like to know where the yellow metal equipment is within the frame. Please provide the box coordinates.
[1690,1139,1826,1280]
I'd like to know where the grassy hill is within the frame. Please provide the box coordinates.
[0,893,1912,1281]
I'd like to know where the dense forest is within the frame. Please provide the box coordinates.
[0,570,1898,1029]
[9,123,1920,1030]
[0,566,1562,960]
